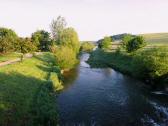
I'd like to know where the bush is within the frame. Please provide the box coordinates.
[132,47,168,80]
[126,36,146,52]
[122,34,134,49]
[80,42,95,52]
[99,36,112,49]
[54,46,78,69]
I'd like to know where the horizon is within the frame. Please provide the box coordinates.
[0,0,168,41]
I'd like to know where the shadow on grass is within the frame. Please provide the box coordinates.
[34,53,56,65]
[36,65,52,73]
[0,72,58,126]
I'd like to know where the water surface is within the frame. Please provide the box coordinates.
[58,53,168,126]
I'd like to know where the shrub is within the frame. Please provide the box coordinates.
[54,46,78,69]
[126,36,146,52]
[122,34,134,48]
[132,47,168,80]
[99,36,112,49]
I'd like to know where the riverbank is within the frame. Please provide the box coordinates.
[58,53,168,126]
[0,53,63,125]
[87,48,168,90]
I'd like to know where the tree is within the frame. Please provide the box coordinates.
[0,28,18,53]
[50,16,67,43]
[99,36,112,49]
[122,34,134,48]
[31,30,51,51]
[80,41,95,52]
[59,28,80,54]
[126,36,146,52]
[16,37,37,54]
[54,46,78,69]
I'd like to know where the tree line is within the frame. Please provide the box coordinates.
[96,34,168,88]
[0,16,80,70]
[0,28,51,54]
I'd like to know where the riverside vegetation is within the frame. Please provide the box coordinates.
[88,34,168,89]
[0,16,80,125]
[80,41,95,52]
[0,15,168,125]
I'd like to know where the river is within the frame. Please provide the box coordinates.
[57,53,168,126]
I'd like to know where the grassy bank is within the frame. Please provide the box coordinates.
[0,53,63,125]
[0,53,21,62]
[88,48,168,89]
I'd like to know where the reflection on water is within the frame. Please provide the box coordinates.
[62,67,79,90]
[58,53,168,126]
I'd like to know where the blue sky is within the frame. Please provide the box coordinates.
[0,0,168,40]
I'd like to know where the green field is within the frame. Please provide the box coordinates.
[140,33,168,45]
[0,53,60,125]
[109,33,168,50]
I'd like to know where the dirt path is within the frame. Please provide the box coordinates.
[0,52,42,67]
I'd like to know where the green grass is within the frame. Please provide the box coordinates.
[88,49,133,73]
[0,52,21,62]
[140,33,168,45]
[0,52,60,125]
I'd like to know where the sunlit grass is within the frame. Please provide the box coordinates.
[0,52,21,62]
[141,33,168,45]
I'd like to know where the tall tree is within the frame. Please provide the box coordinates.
[16,37,37,54]
[50,16,67,43]
[60,28,80,54]
[0,28,18,53]
[31,30,51,51]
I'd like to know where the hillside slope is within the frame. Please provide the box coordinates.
[140,33,168,44]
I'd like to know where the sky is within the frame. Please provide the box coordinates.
[0,0,168,41]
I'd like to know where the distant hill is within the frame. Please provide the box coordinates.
[140,33,168,44]
[97,33,168,45]
[97,33,135,44]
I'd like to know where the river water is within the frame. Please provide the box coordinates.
[57,53,168,126]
